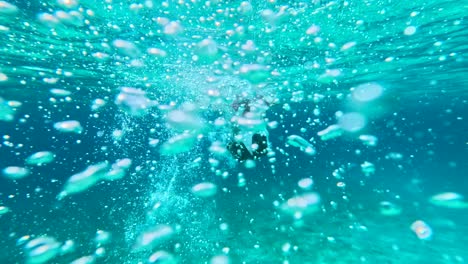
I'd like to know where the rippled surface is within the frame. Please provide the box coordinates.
[0,0,467,263]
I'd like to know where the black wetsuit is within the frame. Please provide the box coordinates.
[227,98,270,161]
[227,133,268,161]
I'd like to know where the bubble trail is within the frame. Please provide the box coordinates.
[57,158,132,199]
[57,162,109,199]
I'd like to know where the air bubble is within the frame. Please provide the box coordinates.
[133,225,174,252]
[361,161,375,176]
[148,250,176,264]
[166,109,204,132]
[53,120,83,134]
[379,201,402,216]
[410,220,433,240]
[94,230,111,245]
[317,125,343,140]
[0,72,8,81]
[298,178,314,190]
[429,192,468,208]
[2,166,30,180]
[115,87,153,116]
[59,162,110,199]
[26,151,55,166]
[352,83,384,102]
[50,88,72,97]
[160,133,197,155]
[239,64,269,84]
[191,182,217,198]
[286,135,316,155]
[0,205,10,215]
[112,39,140,57]
[24,236,61,264]
[404,26,417,36]
[0,1,18,15]
[280,192,321,217]
[57,0,79,9]
[338,112,367,132]
[359,135,378,146]
[0,97,15,121]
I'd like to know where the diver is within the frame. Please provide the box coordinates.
[226,96,271,161]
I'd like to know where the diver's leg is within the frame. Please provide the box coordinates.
[252,134,268,158]
[227,141,253,161]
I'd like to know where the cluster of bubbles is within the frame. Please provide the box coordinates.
[57,159,132,200]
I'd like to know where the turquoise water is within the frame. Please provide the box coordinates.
[0,0,467,263]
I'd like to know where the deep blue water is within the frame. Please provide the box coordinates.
[1,89,467,263]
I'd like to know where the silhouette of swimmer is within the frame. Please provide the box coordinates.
[227,97,270,161]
